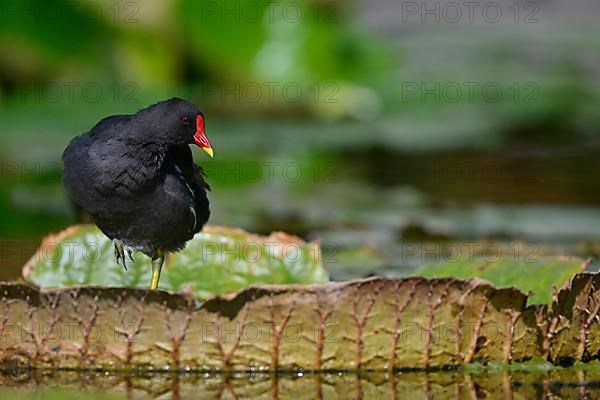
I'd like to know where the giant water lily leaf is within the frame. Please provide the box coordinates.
[0,277,538,370]
[545,273,600,363]
[22,225,328,298]
[3,274,600,370]
[415,256,589,305]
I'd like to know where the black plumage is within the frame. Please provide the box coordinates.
[62,98,213,288]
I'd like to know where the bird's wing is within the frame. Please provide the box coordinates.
[85,114,167,195]
[89,115,131,137]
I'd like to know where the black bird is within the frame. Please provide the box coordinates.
[62,98,213,289]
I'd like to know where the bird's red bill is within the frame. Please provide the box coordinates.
[193,114,213,157]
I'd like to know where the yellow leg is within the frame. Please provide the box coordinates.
[150,248,164,289]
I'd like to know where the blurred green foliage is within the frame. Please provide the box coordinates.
[0,0,389,115]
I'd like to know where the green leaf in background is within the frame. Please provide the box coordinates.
[22,224,328,298]
[415,256,589,305]
[178,0,390,114]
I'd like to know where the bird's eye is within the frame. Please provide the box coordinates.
[180,116,190,125]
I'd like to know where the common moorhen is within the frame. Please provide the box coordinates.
[62,98,213,289]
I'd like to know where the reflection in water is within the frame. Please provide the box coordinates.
[3,369,600,399]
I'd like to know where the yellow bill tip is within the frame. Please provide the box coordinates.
[202,147,214,158]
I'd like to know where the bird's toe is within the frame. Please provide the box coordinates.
[113,239,128,271]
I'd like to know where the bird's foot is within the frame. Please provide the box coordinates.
[113,239,128,271]
[127,247,134,262]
